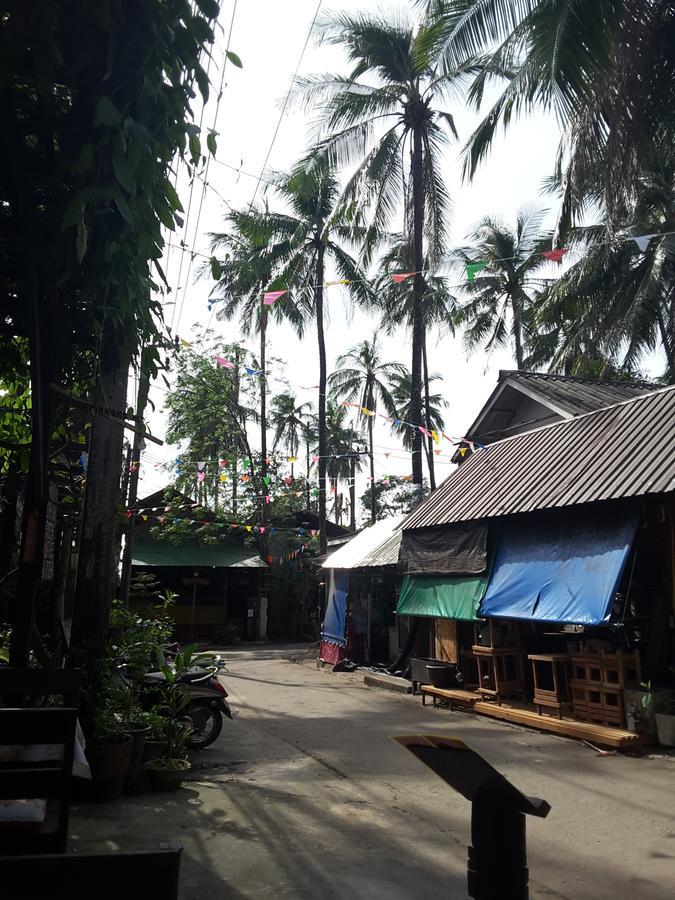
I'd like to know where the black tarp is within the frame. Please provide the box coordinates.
[399,523,488,576]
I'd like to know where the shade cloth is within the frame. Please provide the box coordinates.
[397,571,489,620]
[132,538,266,568]
[479,514,638,624]
[321,570,349,646]
[399,523,488,576]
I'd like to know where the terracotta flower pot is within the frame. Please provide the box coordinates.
[125,725,150,793]
[145,758,191,791]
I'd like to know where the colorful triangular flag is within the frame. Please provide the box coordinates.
[466,261,487,281]
[542,248,568,263]
[391,272,415,283]
[263,290,287,305]
[630,234,656,253]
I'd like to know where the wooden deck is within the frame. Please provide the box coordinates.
[420,684,641,750]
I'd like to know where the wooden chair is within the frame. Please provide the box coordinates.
[0,668,81,708]
[0,707,77,855]
[0,846,182,900]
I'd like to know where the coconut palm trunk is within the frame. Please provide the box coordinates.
[367,403,376,522]
[422,335,436,489]
[410,120,425,489]
[315,241,327,555]
[260,304,268,529]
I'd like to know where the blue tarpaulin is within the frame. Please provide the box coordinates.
[321,570,349,645]
[479,514,638,625]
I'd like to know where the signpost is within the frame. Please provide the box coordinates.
[393,735,550,900]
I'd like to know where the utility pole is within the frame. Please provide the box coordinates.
[349,452,356,531]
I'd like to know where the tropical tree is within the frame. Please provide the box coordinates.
[323,401,366,529]
[298,9,488,489]
[373,235,457,488]
[388,369,448,485]
[453,207,553,368]
[270,392,313,479]
[207,158,371,554]
[328,334,405,522]
[429,1,675,230]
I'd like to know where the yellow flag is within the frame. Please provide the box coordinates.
[245,525,252,532]
[180,338,192,348]
[219,474,228,482]
[326,279,350,286]
[431,430,440,444]
[288,456,298,463]
[361,407,375,416]
[459,447,468,457]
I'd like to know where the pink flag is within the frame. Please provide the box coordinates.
[214,355,235,368]
[263,290,287,305]
[157,515,165,524]
[542,249,568,263]
[418,425,431,437]
[311,454,320,463]
[391,272,415,283]
[265,495,272,504]
[259,527,266,534]
[197,471,205,482]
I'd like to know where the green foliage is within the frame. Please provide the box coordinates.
[359,474,427,524]
[158,644,198,762]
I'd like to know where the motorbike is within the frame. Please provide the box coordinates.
[119,659,233,750]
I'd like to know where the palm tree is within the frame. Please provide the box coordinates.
[452,207,553,368]
[270,392,312,479]
[328,333,405,522]
[389,369,448,484]
[429,1,675,230]
[373,234,457,488]
[323,400,366,529]
[208,158,371,554]
[298,9,486,489]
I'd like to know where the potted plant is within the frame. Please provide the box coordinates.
[655,697,675,747]
[81,695,133,803]
[625,680,658,738]
[145,646,196,791]
[140,708,170,763]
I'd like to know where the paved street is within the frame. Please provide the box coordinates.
[72,648,675,899]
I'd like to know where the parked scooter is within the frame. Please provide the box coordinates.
[142,664,233,749]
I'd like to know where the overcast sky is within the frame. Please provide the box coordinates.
[137,0,567,512]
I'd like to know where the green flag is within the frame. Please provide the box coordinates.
[466,261,487,281]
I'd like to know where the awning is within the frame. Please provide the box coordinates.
[479,514,638,625]
[132,539,267,568]
[397,572,488,620]
[399,523,488,576]
[321,570,349,646]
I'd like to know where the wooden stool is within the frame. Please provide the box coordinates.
[472,646,526,704]
[528,654,571,718]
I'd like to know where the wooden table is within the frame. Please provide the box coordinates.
[528,653,571,718]
[472,646,526,704]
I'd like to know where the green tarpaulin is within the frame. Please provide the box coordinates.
[396,572,488,620]
[132,539,266,568]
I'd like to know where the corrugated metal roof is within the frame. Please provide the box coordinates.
[322,515,405,569]
[403,385,675,529]
[132,539,267,568]
[502,370,658,417]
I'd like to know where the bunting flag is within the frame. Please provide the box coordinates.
[263,476,271,486]
[265,495,272,503]
[431,430,440,444]
[219,474,227,482]
[288,456,298,463]
[197,471,205,482]
[361,407,376,416]
[311,454,320,463]
[466,262,487,281]
[219,459,228,468]
[196,461,207,472]
[263,290,287,305]
[79,452,88,471]
[630,234,655,253]
[434,449,442,456]
[180,338,193,348]
[391,272,415,283]
[244,366,264,376]
[300,384,320,390]
[325,279,350,286]
[542,248,568,263]
[214,355,233,368]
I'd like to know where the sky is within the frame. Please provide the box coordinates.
[137,0,566,514]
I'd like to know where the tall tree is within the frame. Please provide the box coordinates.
[270,392,313,479]
[374,235,456,487]
[328,333,405,522]
[208,158,371,554]
[453,207,552,368]
[323,400,366,527]
[388,368,447,482]
[298,9,484,490]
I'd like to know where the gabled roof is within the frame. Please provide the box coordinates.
[322,515,405,569]
[464,370,659,446]
[404,385,675,529]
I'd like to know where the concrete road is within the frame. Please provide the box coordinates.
[71,648,675,899]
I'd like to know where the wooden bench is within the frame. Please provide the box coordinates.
[421,685,482,710]
[0,845,182,900]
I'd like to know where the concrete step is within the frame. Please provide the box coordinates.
[363,672,412,694]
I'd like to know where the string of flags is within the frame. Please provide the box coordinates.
[338,401,484,451]
[203,230,673,310]
[127,506,320,537]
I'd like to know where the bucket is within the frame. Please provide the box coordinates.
[655,713,675,748]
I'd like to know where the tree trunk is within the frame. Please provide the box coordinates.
[119,350,150,606]
[410,122,425,490]
[232,347,241,515]
[368,411,377,523]
[10,271,51,666]
[422,334,436,490]
[349,453,356,531]
[70,331,129,665]
[260,306,268,534]
[316,242,328,555]
[305,432,311,510]
[512,293,525,369]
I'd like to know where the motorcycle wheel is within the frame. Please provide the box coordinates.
[185,702,223,749]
